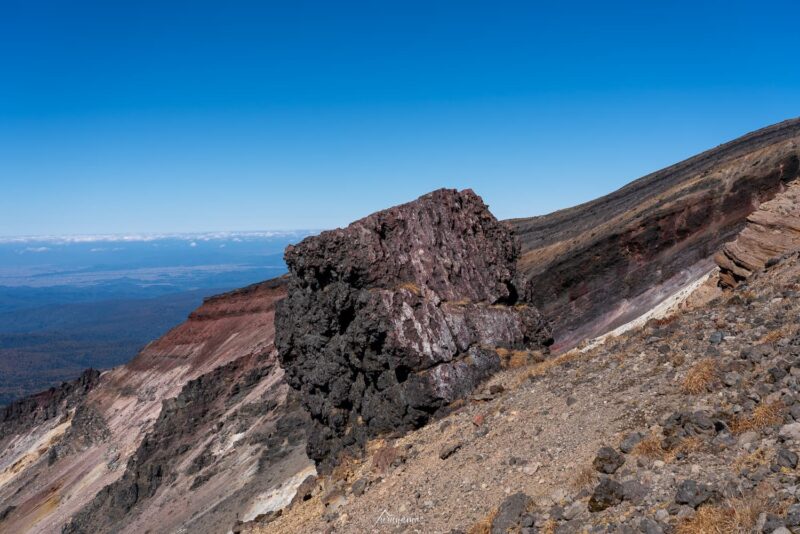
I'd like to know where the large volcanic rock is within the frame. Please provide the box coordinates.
[276,189,552,469]
[716,180,800,287]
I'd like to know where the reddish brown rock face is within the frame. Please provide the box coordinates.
[716,180,800,287]
[276,189,552,470]
[510,119,800,349]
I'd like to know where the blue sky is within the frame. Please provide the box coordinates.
[1,0,798,236]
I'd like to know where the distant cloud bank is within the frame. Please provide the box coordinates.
[0,230,317,245]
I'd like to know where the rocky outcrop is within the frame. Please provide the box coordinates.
[510,118,800,349]
[276,189,552,469]
[716,180,800,287]
[0,368,100,440]
[0,278,313,534]
[63,351,310,534]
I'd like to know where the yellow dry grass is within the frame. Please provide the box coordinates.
[731,401,785,434]
[631,435,703,462]
[397,282,421,295]
[570,465,597,491]
[631,434,665,459]
[539,518,558,534]
[681,359,717,394]
[466,509,496,534]
[496,348,544,369]
[676,493,776,534]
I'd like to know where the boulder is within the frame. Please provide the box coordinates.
[276,189,552,468]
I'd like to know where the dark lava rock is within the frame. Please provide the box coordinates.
[350,477,368,497]
[490,492,532,534]
[0,368,101,440]
[763,513,786,532]
[777,448,799,469]
[593,446,625,474]
[589,478,626,512]
[439,441,463,460]
[674,479,714,509]
[291,475,318,506]
[276,189,552,469]
[619,432,644,454]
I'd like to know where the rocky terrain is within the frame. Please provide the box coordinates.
[248,238,800,534]
[3,119,800,534]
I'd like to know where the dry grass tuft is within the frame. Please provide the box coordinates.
[681,359,717,394]
[665,437,704,462]
[676,493,775,534]
[397,282,421,295]
[631,434,666,459]
[731,401,785,434]
[756,324,796,345]
[496,348,544,369]
[570,465,597,491]
[466,509,496,534]
[539,518,558,534]
[651,315,679,328]
[630,434,704,462]
[734,446,775,471]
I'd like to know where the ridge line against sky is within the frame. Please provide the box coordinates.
[2,0,799,236]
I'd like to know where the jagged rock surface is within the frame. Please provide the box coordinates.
[276,189,552,469]
[0,369,100,441]
[510,118,800,349]
[716,180,800,287]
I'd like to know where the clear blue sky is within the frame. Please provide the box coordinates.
[1,1,798,236]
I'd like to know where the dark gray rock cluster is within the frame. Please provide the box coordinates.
[276,188,552,469]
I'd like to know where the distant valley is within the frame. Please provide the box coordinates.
[0,231,312,404]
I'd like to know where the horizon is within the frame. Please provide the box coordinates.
[3,1,800,235]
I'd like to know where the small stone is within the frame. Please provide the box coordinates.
[522,463,541,476]
[472,414,485,426]
[593,446,625,474]
[489,384,505,395]
[588,478,625,512]
[764,513,786,532]
[723,372,742,387]
[621,480,648,504]
[490,492,531,533]
[655,509,669,522]
[620,432,643,454]
[566,396,577,406]
[439,442,463,460]
[675,480,713,509]
[639,517,664,534]
[563,500,584,520]
[780,423,800,441]
[709,332,724,345]
[737,431,759,447]
[771,527,791,534]
[351,478,368,497]
[777,448,799,469]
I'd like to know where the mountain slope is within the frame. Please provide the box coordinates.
[510,117,800,349]
[0,278,313,534]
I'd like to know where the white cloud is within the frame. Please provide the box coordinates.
[0,230,317,245]
[189,242,197,247]
[22,246,51,253]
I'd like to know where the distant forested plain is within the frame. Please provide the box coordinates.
[0,232,310,404]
